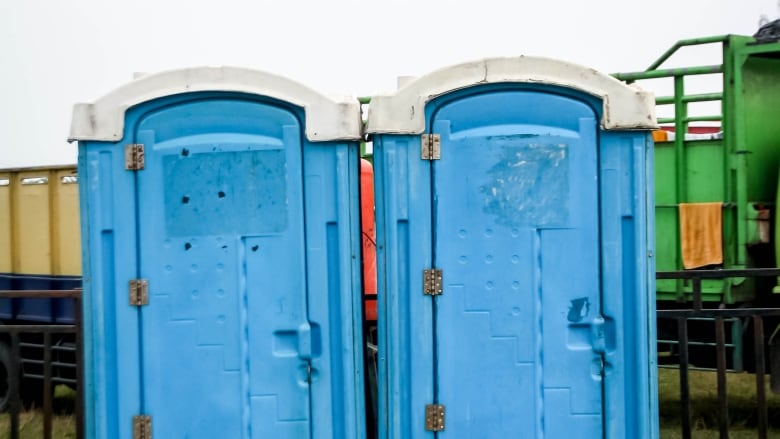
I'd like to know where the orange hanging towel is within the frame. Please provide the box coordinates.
[679,202,723,269]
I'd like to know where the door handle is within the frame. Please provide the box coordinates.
[297,322,321,360]
[590,316,615,355]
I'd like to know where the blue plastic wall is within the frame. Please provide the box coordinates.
[78,92,365,439]
[373,84,657,438]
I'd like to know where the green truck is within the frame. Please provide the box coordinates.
[614,33,780,371]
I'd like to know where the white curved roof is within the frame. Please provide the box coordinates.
[366,56,657,133]
[69,66,363,142]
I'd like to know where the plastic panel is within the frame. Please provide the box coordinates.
[78,144,140,439]
[599,131,657,438]
[432,91,602,437]
[304,143,366,439]
[373,135,434,439]
[78,91,365,439]
[373,83,656,438]
[135,100,311,438]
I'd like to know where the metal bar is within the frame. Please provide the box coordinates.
[685,115,723,123]
[656,203,736,208]
[673,74,687,303]
[0,325,78,333]
[720,36,738,271]
[0,290,84,438]
[613,64,723,82]
[673,74,687,204]
[0,164,78,174]
[686,317,740,322]
[715,317,729,438]
[678,318,692,439]
[682,93,723,104]
[646,35,730,71]
[692,277,702,311]
[659,309,780,318]
[43,332,52,439]
[657,261,780,439]
[21,345,74,355]
[656,92,723,105]
[21,373,78,383]
[739,40,780,55]
[0,289,82,299]
[657,268,780,279]
[754,316,768,439]
[10,333,20,439]
[658,339,738,348]
[732,318,743,372]
[654,116,722,126]
[22,356,76,368]
[75,294,84,439]
[22,360,79,368]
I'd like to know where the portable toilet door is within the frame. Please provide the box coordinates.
[69,67,366,439]
[367,57,658,438]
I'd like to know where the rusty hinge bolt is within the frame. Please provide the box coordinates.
[421,134,441,160]
[423,269,443,296]
[129,279,150,306]
[125,144,145,170]
[133,415,152,439]
[425,404,445,431]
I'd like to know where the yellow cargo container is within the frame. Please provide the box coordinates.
[0,165,82,411]
[0,165,81,281]
[0,171,11,276]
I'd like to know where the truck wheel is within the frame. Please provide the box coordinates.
[0,341,11,412]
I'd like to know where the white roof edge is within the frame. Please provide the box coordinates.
[68,66,363,143]
[365,56,657,134]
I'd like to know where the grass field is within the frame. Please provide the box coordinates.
[2,369,780,438]
[0,385,78,439]
[0,412,76,439]
[658,367,780,438]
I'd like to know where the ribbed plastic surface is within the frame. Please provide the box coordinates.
[77,90,365,439]
[372,82,657,438]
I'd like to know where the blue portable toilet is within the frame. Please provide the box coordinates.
[69,67,366,439]
[366,57,658,438]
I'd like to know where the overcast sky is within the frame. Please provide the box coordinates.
[0,0,774,168]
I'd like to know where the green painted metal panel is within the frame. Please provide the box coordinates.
[616,35,780,303]
[742,56,780,202]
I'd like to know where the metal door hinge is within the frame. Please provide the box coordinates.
[421,134,441,160]
[133,415,152,439]
[125,144,145,170]
[425,404,445,431]
[129,279,149,306]
[423,269,443,296]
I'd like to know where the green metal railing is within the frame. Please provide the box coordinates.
[614,34,780,304]
[614,35,740,302]
[613,35,730,212]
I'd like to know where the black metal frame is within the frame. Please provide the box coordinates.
[2,272,778,439]
[657,268,780,439]
[0,289,83,439]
